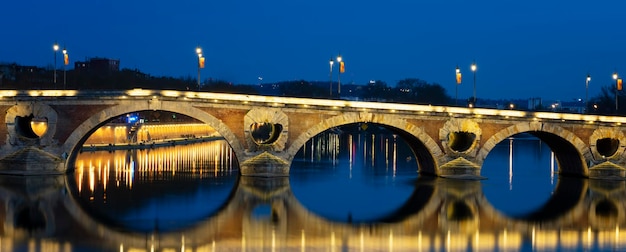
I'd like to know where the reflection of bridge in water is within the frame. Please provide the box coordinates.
[1,175,625,251]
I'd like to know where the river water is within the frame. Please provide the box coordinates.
[0,128,624,251]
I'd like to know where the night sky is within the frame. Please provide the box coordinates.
[3,0,626,100]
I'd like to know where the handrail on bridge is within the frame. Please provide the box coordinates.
[1,89,625,125]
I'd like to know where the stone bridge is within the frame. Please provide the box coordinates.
[1,89,626,178]
[1,175,625,251]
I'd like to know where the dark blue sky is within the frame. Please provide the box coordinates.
[3,0,626,100]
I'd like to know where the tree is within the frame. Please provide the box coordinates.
[362,80,392,101]
[394,78,450,105]
[588,85,626,114]
[278,80,327,98]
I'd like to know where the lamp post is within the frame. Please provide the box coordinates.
[455,66,461,105]
[62,47,67,89]
[337,54,342,98]
[53,42,59,87]
[329,57,334,97]
[471,61,477,105]
[614,72,619,111]
[585,74,591,113]
[196,46,202,88]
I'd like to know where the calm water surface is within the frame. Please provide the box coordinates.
[0,130,623,251]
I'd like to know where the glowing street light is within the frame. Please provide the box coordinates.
[329,57,334,97]
[455,65,461,105]
[585,74,591,113]
[53,42,59,87]
[337,54,342,98]
[62,47,68,89]
[614,71,620,111]
[471,61,477,104]
[196,46,204,88]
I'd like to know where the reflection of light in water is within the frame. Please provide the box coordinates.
[370,134,376,167]
[509,138,513,190]
[392,134,398,176]
[385,138,389,170]
[550,151,555,184]
[74,141,235,199]
[349,134,353,171]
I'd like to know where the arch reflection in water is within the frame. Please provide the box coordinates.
[70,140,239,233]
[291,124,420,222]
[482,133,559,217]
[2,176,626,251]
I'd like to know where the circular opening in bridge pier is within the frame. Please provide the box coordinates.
[15,207,46,234]
[596,138,619,157]
[15,114,47,138]
[446,200,474,221]
[595,199,618,219]
[448,131,476,152]
[250,122,283,145]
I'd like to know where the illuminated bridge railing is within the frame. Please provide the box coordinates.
[1,89,625,125]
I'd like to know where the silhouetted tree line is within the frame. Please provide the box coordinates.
[587,85,626,115]
[0,64,450,105]
[361,78,450,105]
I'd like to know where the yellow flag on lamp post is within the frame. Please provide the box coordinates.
[456,72,462,84]
[199,57,205,69]
[618,78,623,91]
[339,61,345,73]
[64,53,69,65]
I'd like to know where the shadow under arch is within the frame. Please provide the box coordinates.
[63,172,241,235]
[477,122,588,177]
[284,115,443,175]
[61,102,245,173]
[480,177,587,223]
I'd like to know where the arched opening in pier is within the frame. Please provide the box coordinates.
[290,122,435,223]
[67,109,240,233]
[448,131,476,152]
[596,137,620,157]
[15,114,48,138]
[481,131,585,219]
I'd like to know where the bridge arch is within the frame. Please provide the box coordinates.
[284,112,444,175]
[476,122,589,176]
[62,100,245,172]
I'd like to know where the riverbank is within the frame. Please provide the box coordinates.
[80,136,225,152]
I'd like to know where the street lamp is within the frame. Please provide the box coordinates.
[455,65,461,105]
[471,61,477,104]
[196,46,203,88]
[614,71,619,111]
[62,47,68,89]
[337,54,342,98]
[329,57,334,97]
[53,42,59,87]
[585,74,591,113]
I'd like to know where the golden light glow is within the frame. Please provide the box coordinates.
[6,89,626,127]
[127,89,152,96]
[0,90,17,97]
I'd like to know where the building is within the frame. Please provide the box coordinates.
[74,57,120,75]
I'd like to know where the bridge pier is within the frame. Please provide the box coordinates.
[588,162,626,180]
[239,152,290,177]
[438,157,484,179]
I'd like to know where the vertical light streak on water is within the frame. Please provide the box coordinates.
[333,134,337,165]
[550,151,555,185]
[310,138,314,162]
[89,165,95,196]
[349,134,353,170]
[362,134,367,167]
[508,138,513,191]
[385,138,389,171]
[370,134,376,167]
[393,135,397,176]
